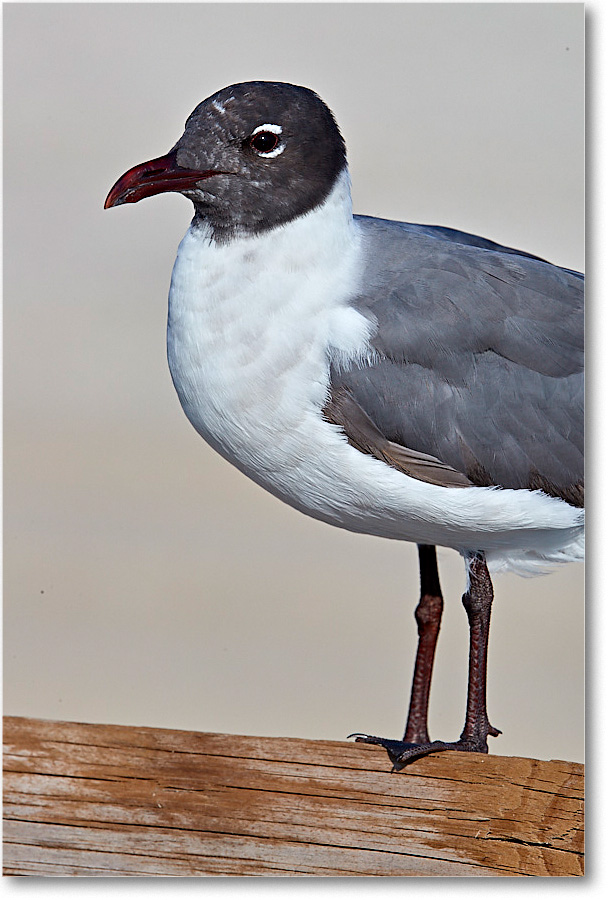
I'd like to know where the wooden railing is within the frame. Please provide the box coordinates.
[3,716,583,876]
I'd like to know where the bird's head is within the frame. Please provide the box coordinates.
[104,81,347,241]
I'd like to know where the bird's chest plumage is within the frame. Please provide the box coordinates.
[166,184,373,511]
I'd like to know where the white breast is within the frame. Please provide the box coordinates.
[166,170,584,574]
[167,170,371,481]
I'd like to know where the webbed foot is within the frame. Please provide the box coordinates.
[349,728,501,772]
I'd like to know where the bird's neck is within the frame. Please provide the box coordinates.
[191,165,354,249]
[168,167,361,326]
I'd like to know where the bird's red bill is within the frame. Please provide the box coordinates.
[104,152,219,209]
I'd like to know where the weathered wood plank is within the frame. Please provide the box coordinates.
[3,716,583,876]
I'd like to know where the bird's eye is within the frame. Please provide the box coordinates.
[249,131,280,154]
[247,125,284,158]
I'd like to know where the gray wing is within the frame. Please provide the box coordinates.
[328,216,584,506]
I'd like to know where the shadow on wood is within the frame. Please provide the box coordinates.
[3,716,583,876]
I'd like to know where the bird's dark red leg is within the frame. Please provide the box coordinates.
[351,550,501,770]
[403,545,444,744]
[456,552,502,750]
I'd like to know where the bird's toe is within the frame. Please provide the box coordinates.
[349,731,500,770]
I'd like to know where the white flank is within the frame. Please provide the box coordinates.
[167,168,584,575]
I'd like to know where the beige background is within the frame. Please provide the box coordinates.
[4,3,584,763]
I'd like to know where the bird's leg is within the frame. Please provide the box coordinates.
[403,545,444,744]
[456,551,502,750]
[351,551,501,770]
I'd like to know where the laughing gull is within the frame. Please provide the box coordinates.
[105,81,584,769]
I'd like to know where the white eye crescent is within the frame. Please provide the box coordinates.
[248,123,285,158]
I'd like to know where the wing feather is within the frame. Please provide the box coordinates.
[331,217,584,506]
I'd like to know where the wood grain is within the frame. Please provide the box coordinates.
[3,716,583,876]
